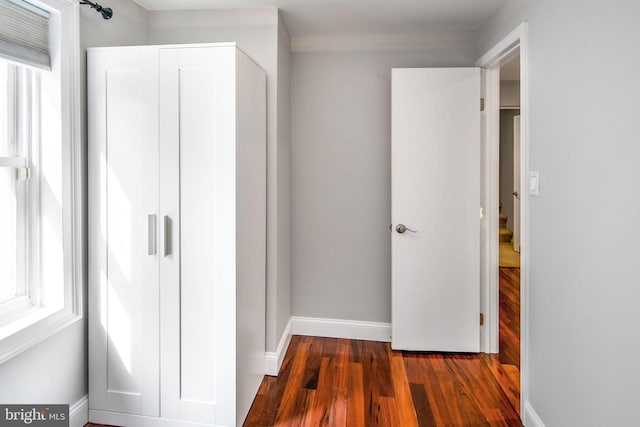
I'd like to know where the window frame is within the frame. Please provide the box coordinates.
[0,63,38,315]
[0,0,82,365]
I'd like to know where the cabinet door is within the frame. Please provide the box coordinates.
[159,46,237,426]
[88,47,160,417]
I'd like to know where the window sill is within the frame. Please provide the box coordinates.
[0,306,82,365]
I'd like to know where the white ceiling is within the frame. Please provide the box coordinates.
[131,0,507,37]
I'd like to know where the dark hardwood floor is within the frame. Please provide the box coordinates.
[244,335,522,426]
[499,267,520,368]
[497,267,521,415]
[86,337,522,427]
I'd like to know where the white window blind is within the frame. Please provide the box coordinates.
[0,0,50,70]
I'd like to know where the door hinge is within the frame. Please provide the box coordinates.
[480,98,485,111]
[480,313,484,326]
[479,206,485,219]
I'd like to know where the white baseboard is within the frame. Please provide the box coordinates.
[264,318,292,376]
[70,395,89,427]
[523,401,546,427]
[90,409,223,427]
[290,316,392,343]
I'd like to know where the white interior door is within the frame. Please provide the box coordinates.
[391,68,480,352]
[513,115,521,252]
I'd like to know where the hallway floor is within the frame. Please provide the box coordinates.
[244,335,522,426]
[498,267,521,415]
[499,242,520,268]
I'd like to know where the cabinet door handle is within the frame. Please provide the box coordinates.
[148,214,157,255]
[163,215,172,257]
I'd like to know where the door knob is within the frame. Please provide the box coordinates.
[512,191,519,197]
[396,224,417,234]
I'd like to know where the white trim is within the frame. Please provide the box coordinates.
[478,65,500,355]
[87,42,238,52]
[290,316,391,342]
[290,31,474,53]
[0,156,27,167]
[69,395,89,427]
[0,310,79,364]
[58,0,84,321]
[89,410,225,427]
[523,402,546,427]
[476,21,530,419]
[476,24,523,68]
[264,318,292,376]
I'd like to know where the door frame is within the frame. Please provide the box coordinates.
[476,22,529,417]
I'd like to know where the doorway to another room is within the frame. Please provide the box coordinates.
[497,52,521,413]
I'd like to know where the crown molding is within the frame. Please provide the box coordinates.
[291,31,475,53]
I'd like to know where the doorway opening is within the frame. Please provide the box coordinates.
[477,22,529,422]
[497,51,521,414]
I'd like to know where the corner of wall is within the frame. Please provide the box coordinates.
[70,395,89,427]
[264,318,292,376]
[272,9,293,354]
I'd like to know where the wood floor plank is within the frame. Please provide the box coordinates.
[273,336,312,426]
[373,395,401,426]
[444,355,518,426]
[289,389,315,427]
[327,339,349,426]
[390,350,419,427]
[481,354,520,418]
[305,356,332,426]
[243,376,275,426]
[243,335,304,426]
[423,354,461,424]
[404,353,452,424]
[300,336,324,390]
[346,362,365,427]
[437,355,490,427]
[499,267,521,368]
[497,266,521,416]
[409,383,437,427]
[93,335,524,427]
[373,341,395,398]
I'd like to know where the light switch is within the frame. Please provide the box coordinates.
[529,171,540,196]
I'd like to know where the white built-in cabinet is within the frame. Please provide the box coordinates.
[88,43,266,427]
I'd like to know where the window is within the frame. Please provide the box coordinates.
[0,59,37,322]
[0,0,81,364]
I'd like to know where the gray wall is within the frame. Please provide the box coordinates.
[499,108,520,228]
[500,80,520,107]
[0,0,149,406]
[0,322,86,403]
[291,44,477,322]
[478,0,640,425]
